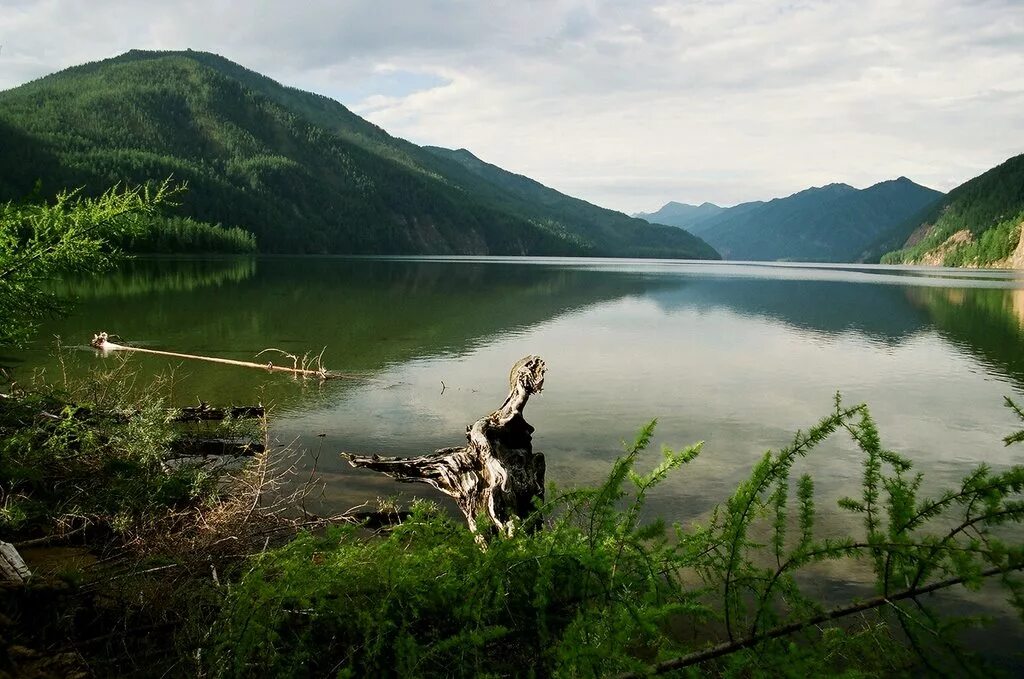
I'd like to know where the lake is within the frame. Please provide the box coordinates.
[5,255,1024,650]
[7,256,1024,514]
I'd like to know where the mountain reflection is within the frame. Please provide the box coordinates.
[649,278,930,342]
[905,286,1024,385]
[10,257,1024,404]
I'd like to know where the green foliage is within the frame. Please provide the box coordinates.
[0,180,177,345]
[880,153,1024,266]
[0,50,718,259]
[882,209,1023,267]
[113,214,257,253]
[208,400,1024,677]
[939,211,1022,266]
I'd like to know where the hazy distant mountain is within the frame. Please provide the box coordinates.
[876,153,1024,268]
[638,178,942,262]
[633,201,724,230]
[0,49,719,260]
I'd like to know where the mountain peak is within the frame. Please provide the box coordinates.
[863,176,940,196]
[817,182,856,192]
[775,183,856,202]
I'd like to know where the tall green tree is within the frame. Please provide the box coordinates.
[0,181,178,346]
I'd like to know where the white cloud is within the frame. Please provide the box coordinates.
[1,0,1021,212]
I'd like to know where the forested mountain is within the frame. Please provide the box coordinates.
[0,50,719,259]
[632,201,724,230]
[877,153,1024,267]
[638,178,942,262]
[423,147,719,258]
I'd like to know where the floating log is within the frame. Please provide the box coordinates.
[1,541,31,585]
[168,437,265,458]
[16,402,264,425]
[344,355,547,537]
[90,332,351,380]
[174,404,265,422]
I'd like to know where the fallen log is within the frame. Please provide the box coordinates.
[13,401,264,425]
[174,404,265,422]
[344,355,547,537]
[168,437,265,458]
[90,332,358,380]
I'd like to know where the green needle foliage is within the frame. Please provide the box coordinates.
[0,180,179,345]
[110,214,257,254]
[209,397,1024,678]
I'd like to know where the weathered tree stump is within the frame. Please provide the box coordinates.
[343,356,547,537]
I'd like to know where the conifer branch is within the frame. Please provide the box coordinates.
[620,563,1024,678]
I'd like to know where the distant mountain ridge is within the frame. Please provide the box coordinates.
[638,178,943,262]
[0,49,719,259]
[877,153,1024,268]
[633,201,724,230]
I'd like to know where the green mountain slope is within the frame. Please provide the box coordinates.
[878,153,1024,267]
[638,178,942,262]
[424,147,719,258]
[0,50,719,259]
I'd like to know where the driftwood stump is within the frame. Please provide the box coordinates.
[344,356,547,536]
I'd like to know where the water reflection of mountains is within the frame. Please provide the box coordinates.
[46,257,677,372]
[48,257,1024,392]
[650,278,929,341]
[649,276,1024,387]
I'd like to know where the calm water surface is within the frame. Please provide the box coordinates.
[5,255,1024,650]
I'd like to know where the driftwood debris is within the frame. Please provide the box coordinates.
[1,541,31,585]
[90,332,343,379]
[174,404,265,422]
[168,437,265,458]
[344,356,547,536]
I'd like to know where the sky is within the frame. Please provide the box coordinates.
[1,0,1022,213]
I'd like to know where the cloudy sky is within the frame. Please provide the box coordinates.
[2,0,1022,213]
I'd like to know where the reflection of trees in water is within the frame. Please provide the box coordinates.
[905,286,1024,386]
[650,278,931,344]
[8,258,679,411]
[29,257,676,369]
[649,274,1024,390]
[51,257,257,297]
[25,258,1024,401]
